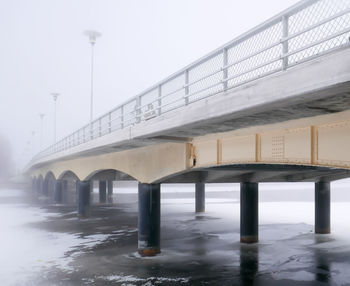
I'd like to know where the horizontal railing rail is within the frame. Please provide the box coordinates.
[27,0,350,167]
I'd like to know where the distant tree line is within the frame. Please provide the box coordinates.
[0,135,13,180]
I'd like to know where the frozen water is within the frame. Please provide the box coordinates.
[1,180,350,285]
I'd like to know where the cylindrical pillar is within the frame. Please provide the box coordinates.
[240,182,259,243]
[61,180,68,204]
[32,178,36,193]
[77,180,91,218]
[54,180,63,204]
[138,183,161,256]
[315,182,330,234]
[37,179,43,195]
[107,180,113,203]
[49,179,56,203]
[43,180,49,197]
[195,182,205,213]
[99,181,107,203]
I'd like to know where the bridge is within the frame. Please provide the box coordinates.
[27,0,350,256]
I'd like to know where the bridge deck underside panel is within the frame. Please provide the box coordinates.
[160,164,350,184]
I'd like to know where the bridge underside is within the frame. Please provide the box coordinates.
[159,164,350,184]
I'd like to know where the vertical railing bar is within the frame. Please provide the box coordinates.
[282,15,289,70]
[158,85,162,115]
[223,48,228,91]
[185,70,189,105]
[121,105,124,129]
[135,96,141,123]
[108,112,112,133]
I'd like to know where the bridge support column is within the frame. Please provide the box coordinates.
[99,181,107,203]
[138,183,161,256]
[240,182,258,243]
[43,180,49,197]
[61,180,68,204]
[107,180,113,203]
[315,182,330,234]
[195,182,205,213]
[37,179,43,195]
[31,178,36,193]
[54,180,63,204]
[77,181,91,218]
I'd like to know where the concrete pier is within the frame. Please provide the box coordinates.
[315,182,331,234]
[31,178,36,193]
[99,181,107,203]
[138,183,161,256]
[37,178,43,196]
[77,181,91,218]
[54,180,63,204]
[43,180,49,197]
[195,182,205,213]
[107,180,113,203]
[240,182,258,243]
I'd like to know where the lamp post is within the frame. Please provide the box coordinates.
[38,113,45,150]
[84,30,101,126]
[51,93,60,143]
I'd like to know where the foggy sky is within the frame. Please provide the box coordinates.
[0,0,298,171]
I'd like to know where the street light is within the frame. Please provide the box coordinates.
[38,113,45,150]
[51,92,60,143]
[84,30,101,125]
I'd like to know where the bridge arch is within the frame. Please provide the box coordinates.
[44,171,56,181]
[83,168,136,182]
[58,170,80,181]
[36,174,44,194]
[43,171,56,197]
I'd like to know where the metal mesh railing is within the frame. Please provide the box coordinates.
[28,0,350,166]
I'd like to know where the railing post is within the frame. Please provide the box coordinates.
[121,105,124,129]
[158,85,162,115]
[223,47,228,91]
[108,112,112,133]
[135,96,141,123]
[99,118,102,137]
[282,15,289,70]
[185,69,189,105]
